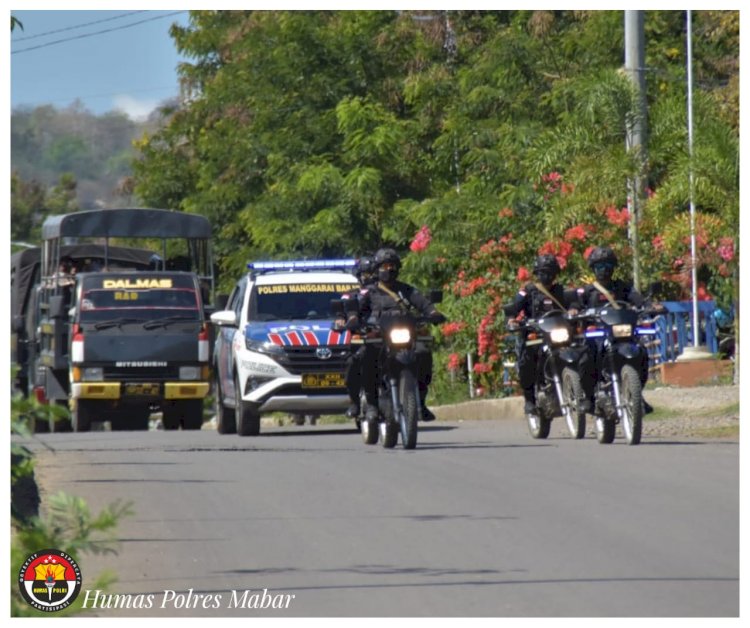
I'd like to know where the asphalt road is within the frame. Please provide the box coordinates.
[20,417,738,618]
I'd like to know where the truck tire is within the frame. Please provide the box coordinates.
[72,400,93,432]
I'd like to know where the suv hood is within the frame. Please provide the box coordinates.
[245,320,351,346]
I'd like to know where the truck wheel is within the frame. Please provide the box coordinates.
[72,400,93,432]
[235,372,260,436]
[181,400,204,430]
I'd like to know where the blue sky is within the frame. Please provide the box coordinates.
[11,10,191,119]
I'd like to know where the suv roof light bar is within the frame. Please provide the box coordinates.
[248,259,357,273]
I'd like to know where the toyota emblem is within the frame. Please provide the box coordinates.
[316,347,333,360]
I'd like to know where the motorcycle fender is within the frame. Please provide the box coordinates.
[395,349,416,366]
[616,343,642,361]
[558,347,583,365]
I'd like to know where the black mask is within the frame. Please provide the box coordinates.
[535,270,556,288]
[592,263,614,284]
[378,268,398,284]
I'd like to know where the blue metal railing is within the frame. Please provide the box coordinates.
[651,300,719,364]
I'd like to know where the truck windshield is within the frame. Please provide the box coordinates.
[78,275,201,323]
[252,281,357,321]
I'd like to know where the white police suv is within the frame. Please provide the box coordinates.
[210,260,359,435]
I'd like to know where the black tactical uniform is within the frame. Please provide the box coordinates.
[356,248,445,422]
[504,255,586,415]
[579,246,651,410]
[340,256,376,418]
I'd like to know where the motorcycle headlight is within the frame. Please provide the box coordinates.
[612,324,633,338]
[549,328,570,344]
[389,327,412,345]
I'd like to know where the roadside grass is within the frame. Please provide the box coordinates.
[692,424,739,439]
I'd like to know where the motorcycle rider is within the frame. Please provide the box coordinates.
[503,254,589,420]
[351,248,446,423]
[340,256,377,418]
[577,246,653,413]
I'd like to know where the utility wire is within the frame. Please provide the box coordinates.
[12,11,187,55]
[12,11,148,42]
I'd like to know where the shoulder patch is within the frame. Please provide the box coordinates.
[518,290,527,297]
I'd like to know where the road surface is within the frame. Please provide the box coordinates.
[19,417,739,617]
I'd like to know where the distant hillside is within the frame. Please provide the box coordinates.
[10,100,172,209]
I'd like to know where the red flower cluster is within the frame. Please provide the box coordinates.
[409,225,432,253]
[447,353,462,372]
[472,362,492,374]
[717,237,735,262]
[499,207,514,219]
[441,321,467,337]
[477,314,497,357]
[517,266,530,282]
[583,245,596,260]
[564,224,593,241]
[652,235,665,251]
[605,206,630,228]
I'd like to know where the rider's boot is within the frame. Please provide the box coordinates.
[345,400,360,418]
[523,388,538,418]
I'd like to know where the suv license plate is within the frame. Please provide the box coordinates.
[124,383,160,396]
[301,373,345,389]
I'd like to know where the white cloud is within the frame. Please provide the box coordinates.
[112,94,159,120]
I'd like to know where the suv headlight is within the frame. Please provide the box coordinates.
[246,338,285,355]
[612,324,632,338]
[549,328,570,344]
[389,327,412,344]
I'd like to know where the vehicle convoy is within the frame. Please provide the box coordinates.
[348,307,437,450]
[507,310,588,440]
[210,260,360,436]
[582,302,658,445]
[12,208,216,433]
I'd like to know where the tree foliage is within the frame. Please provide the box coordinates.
[132,10,738,395]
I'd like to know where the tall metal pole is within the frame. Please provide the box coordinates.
[686,10,700,348]
[624,11,647,290]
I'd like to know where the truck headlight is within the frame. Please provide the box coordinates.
[389,327,412,344]
[179,366,201,380]
[613,324,632,338]
[81,367,103,382]
[549,328,570,344]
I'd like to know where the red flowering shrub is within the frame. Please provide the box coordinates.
[409,225,432,253]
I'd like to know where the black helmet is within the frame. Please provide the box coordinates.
[587,246,618,269]
[354,256,375,280]
[374,248,401,269]
[533,254,560,276]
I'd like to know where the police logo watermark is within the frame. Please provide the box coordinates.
[18,549,82,612]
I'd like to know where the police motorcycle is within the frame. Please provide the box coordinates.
[582,302,658,445]
[507,310,589,440]
[361,312,435,449]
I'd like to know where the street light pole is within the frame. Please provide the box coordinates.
[686,10,700,349]
[624,11,647,291]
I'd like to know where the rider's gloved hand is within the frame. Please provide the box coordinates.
[428,311,447,324]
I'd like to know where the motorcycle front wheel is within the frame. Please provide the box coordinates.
[595,415,615,444]
[620,365,643,445]
[527,412,551,439]
[561,367,586,439]
[398,369,419,449]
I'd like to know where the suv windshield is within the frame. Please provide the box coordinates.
[251,281,357,321]
[78,274,201,323]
